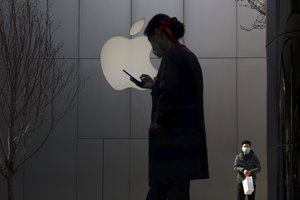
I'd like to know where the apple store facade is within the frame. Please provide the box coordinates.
[0,0,299,200]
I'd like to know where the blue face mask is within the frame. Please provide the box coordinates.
[152,46,163,58]
[149,32,164,58]
[151,39,163,58]
[242,147,251,155]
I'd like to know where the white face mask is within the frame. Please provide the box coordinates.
[242,147,251,155]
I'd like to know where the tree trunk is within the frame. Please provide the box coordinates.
[7,174,15,200]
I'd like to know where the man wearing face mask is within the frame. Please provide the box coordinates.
[233,140,261,200]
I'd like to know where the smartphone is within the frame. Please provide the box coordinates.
[122,69,142,82]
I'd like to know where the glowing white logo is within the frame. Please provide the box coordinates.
[100,19,157,90]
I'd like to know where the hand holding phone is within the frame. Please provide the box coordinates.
[123,69,154,89]
[123,69,142,83]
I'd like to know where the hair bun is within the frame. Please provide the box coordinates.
[169,18,185,39]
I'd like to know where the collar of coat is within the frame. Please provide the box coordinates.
[239,150,255,159]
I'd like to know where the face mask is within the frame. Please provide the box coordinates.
[149,32,164,58]
[242,147,251,155]
[151,43,163,58]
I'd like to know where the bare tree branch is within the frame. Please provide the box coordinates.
[0,0,80,199]
[236,0,266,31]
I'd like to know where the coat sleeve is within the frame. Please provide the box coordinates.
[233,155,244,173]
[154,54,181,127]
[250,155,261,175]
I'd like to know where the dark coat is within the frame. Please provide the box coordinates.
[148,45,209,185]
[233,150,261,184]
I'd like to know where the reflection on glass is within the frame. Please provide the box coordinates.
[279,15,300,199]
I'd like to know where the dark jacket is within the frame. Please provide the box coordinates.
[148,45,209,185]
[233,150,261,184]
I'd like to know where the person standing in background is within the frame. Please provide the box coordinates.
[234,140,261,200]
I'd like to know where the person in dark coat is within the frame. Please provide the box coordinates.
[233,140,261,200]
[130,13,209,200]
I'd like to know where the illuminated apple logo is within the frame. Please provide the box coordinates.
[100,18,157,90]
